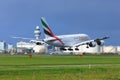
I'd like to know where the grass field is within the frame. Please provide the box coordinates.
[0,54,120,80]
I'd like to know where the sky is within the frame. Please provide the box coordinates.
[0,0,120,46]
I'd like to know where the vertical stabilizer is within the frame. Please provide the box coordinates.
[41,17,64,46]
[41,17,55,38]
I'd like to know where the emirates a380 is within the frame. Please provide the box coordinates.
[41,17,109,50]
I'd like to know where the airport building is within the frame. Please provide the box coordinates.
[103,46,120,54]
[16,26,47,54]
[17,41,35,49]
[8,44,14,52]
[8,44,13,50]
[16,41,47,54]
[0,41,6,53]
[16,41,34,54]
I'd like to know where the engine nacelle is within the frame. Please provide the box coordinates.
[36,42,42,45]
[96,40,104,46]
[88,42,96,47]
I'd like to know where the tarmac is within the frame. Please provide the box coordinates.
[0,64,120,68]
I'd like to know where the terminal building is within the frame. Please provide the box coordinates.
[16,41,35,54]
[16,26,47,54]
[0,41,6,53]
[103,46,120,54]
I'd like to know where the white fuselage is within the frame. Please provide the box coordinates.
[44,34,90,47]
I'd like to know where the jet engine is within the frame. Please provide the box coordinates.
[88,42,96,47]
[95,39,104,46]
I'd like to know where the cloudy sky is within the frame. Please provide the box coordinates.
[0,0,120,45]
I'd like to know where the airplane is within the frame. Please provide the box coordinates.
[41,17,109,51]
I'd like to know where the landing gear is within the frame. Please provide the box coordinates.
[60,47,67,51]
[75,47,79,51]
[86,45,89,48]
[68,48,73,51]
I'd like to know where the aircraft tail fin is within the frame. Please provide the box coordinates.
[41,17,55,38]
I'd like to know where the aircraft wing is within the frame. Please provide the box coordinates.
[73,40,94,47]
[12,36,44,44]
[73,36,110,47]
[12,36,34,40]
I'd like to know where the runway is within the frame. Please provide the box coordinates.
[0,64,120,68]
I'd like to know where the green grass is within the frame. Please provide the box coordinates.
[0,55,120,65]
[0,55,120,80]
